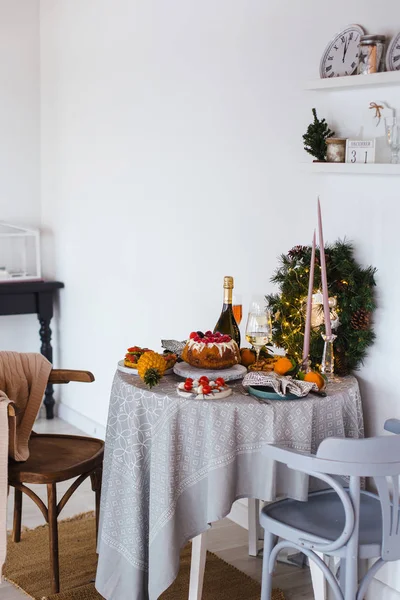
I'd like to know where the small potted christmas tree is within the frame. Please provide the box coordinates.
[303,108,335,162]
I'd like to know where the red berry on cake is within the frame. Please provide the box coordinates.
[199,376,209,385]
[189,332,198,339]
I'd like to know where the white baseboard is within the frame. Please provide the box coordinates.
[57,403,106,440]
[366,579,400,600]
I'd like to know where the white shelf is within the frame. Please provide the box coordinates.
[305,70,400,91]
[303,162,400,175]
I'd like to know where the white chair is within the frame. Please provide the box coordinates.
[260,418,400,600]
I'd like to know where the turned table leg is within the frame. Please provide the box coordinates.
[39,317,55,419]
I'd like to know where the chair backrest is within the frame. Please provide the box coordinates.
[315,432,400,561]
[265,423,400,561]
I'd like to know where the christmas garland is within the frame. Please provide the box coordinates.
[266,240,377,376]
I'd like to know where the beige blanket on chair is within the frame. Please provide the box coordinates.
[0,352,52,579]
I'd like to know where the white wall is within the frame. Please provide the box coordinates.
[0,1,41,352]
[40,0,400,434]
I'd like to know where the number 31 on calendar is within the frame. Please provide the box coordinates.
[345,140,376,164]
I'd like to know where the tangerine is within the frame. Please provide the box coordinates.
[273,357,294,376]
[304,371,325,391]
[240,348,257,367]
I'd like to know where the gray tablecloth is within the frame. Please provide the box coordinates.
[95,371,363,600]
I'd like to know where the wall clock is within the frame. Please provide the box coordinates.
[386,32,400,71]
[320,24,365,78]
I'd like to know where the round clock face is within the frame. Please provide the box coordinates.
[320,25,365,78]
[386,33,400,71]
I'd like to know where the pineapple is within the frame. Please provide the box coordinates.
[137,351,166,388]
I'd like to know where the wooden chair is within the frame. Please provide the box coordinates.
[7,369,104,595]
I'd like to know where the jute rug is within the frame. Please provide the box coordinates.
[4,512,285,600]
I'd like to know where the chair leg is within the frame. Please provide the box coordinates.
[12,488,23,543]
[248,498,261,556]
[261,532,276,600]
[189,533,207,600]
[339,558,346,592]
[47,483,60,594]
[90,467,102,540]
[344,556,358,600]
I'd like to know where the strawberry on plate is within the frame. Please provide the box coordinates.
[177,377,232,400]
[124,346,152,369]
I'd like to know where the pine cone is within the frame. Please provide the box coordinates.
[351,308,371,331]
[288,245,307,260]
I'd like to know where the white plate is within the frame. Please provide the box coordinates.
[117,360,173,376]
[177,386,233,400]
[173,362,247,381]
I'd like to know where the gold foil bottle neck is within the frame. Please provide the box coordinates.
[223,276,234,289]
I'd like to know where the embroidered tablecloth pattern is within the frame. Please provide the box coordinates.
[96,372,363,600]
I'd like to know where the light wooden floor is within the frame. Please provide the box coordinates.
[1,418,314,600]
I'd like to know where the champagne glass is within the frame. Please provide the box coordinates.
[385,117,400,164]
[245,305,272,363]
[232,294,243,326]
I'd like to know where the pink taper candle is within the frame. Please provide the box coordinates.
[317,198,332,337]
[302,230,316,363]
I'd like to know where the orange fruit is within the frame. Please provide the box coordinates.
[304,371,325,391]
[240,348,257,367]
[273,357,294,376]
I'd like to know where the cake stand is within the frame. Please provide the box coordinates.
[173,362,247,382]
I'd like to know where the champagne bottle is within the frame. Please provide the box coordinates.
[214,276,241,346]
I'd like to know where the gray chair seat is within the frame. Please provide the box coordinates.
[262,489,383,558]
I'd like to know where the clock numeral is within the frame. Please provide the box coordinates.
[334,44,339,51]
[349,32,354,41]
[396,44,400,50]
[328,55,334,61]
[326,65,333,72]
[351,61,356,69]
[394,55,400,63]
[356,53,359,58]
[341,35,346,43]
[355,34,359,42]
[328,72,335,78]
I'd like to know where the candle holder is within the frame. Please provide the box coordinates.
[320,333,338,382]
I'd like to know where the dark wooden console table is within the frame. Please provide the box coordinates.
[0,280,64,419]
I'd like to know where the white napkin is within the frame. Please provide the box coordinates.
[242,371,318,397]
[161,340,186,356]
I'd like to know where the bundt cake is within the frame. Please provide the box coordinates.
[181,331,240,370]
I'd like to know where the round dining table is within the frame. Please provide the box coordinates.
[95,369,363,600]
